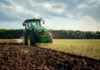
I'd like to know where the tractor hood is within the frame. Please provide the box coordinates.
[35,27,47,31]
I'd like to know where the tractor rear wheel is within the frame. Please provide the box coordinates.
[27,34,35,46]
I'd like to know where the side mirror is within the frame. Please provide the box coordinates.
[23,23,26,26]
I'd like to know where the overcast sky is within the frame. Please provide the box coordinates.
[0,0,100,31]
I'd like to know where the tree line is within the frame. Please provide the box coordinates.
[0,29,100,39]
[49,30,100,39]
[0,29,23,39]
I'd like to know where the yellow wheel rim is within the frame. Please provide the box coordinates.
[22,37,25,45]
[28,37,30,46]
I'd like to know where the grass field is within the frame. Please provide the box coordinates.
[37,39,100,59]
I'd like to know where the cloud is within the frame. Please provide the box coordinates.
[0,0,67,21]
[69,16,100,31]
[0,1,42,21]
[77,3,88,8]
[88,0,99,4]
[42,15,100,31]
[42,2,66,14]
[0,21,24,29]
[0,0,100,31]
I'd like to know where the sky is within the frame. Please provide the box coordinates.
[0,0,100,31]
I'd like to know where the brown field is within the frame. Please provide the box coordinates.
[0,39,100,70]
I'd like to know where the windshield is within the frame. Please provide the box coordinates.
[28,21,41,30]
[29,21,40,27]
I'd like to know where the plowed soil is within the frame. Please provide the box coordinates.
[0,42,100,70]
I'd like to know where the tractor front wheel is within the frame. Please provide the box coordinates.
[27,34,35,46]
[22,35,27,45]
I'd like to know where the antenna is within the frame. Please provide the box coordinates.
[40,17,42,20]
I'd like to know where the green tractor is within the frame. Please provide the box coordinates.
[22,18,53,46]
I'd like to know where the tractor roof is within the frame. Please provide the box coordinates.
[24,19,41,23]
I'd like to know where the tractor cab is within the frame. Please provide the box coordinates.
[23,19,43,30]
[22,18,52,46]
